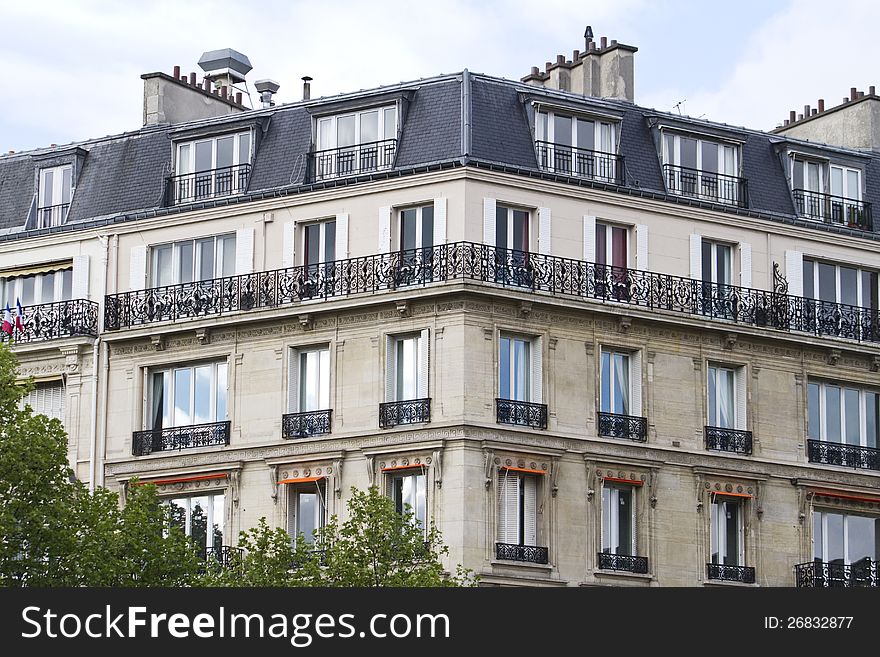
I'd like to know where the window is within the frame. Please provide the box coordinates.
[167,492,225,552]
[315,106,397,179]
[495,205,530,254]
[287,483,325,546]
[663,133,740,204]
[600,349,630,415]
[710,496,744,567]
[808,381,879,448]
[37,165,72,228]
[497,471,539,547]
[813,510,878,571]
[388,333,426,402]
[150,362,228,430]
[499,335,531,402]
[303,219,336,268]
[602,484,635,556]
[707,364,744,430]
[20,380,64,423]
[390,470,427,529]
[1,269,72,307]
[792,157,824,194]
[830,165,861,201]
[151,234,236,288]
[174,132,251,202]
[701,240,732,288]
[289,346,330,413]
[803,259,878,310]
[399,205,434,253]
[595,222,628,270]
[535,110,617,180]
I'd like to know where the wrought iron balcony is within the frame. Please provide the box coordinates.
[0,299,98,344]
[796,560,878,587]
[104,242,880,346]
[132,420,231,456]
[793,189,872,230]
[36,203,70,228]
[707,563,756,584]
[282,409,332,438]
[664,164,749,208]
[309,139,396,182]
[165,163,251,205]
[379,398,431,429]
[495,542,549,564]
[496,398,548,430]
[705,426,753,455]
[807,439,880,471]
[598,552,649,574]
[200,545,243,569]
[535,141,625,185]
[598,411,647,442]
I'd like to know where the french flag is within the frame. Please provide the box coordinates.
[15,299,24,332]
[1,303,12,336]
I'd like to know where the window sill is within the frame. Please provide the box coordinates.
[491,559,553,571]
[703,579,758,588]
[593,569,653,582]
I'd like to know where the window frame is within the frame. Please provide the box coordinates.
[812,508,879,566]
[499,333,532,402]
[37,165,73,228]
[496,469,541,548]
[165,491,226,551]
[390,333,422,402]
[1,268,73,307]
[802,257,878,309]
[807,380,879,448]
[175,131,252,175]
[290,345,331,413]
[388,468,428,531]
[601,483,636,556]
[150,234,236,288]
[301,218,337,268]
[287,481,325,546]
[662,132,739,176]
[495,205,531,253]
[536,109,617,153]
[829,164,862,201]
[600,348,631,415]
[595,221,629,269]
[148,360,229,430]
[316,105,398,151]
[707,362,742,430]
[398,204,435,252]
[710,495,745,567]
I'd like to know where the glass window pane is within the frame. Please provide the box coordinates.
[807,383,820,440]
[708,366,717,426]
[41,170,54,206]
[701,240,712,284]
[803,260,814,299]
[305,224,320,267]
[190,496,209,549]
[174,368,192,426]
[600,350,611,413]
[221,235,236,277]
[177,144,191,174]
[238,133,251,164]
[536,112,547,142]
[513,338,529,401]
[553,115,572,146]
[846,169,860,200]
[825,385,841,442]
[611,227,627,270]
[384,107,396,140]
[617,487,633,555]
[513,210,528,252]
[595,223,606,265]
[401,209,416,251]
[844,388,860,445]
[866,392,878,449]
[577,119,595,151]
[701,141,718,173]
[806,161,820,192]
[152,372,166,429]
[212,493,224,549]
[710,502,719,563]
[680,137,697,169]
[499,336,510,399]
[216,136,234,169]
[324,221,336,262]
[360,110,379,143]
[421,206,434,250]
[20,276,35,306]
[337,115,356,147]
[193,365,211,424]
[725,502,740,565]
[317,118,333,150]
[817,262,836,303]
[840,267,858,306]
[496,207,508,249]
[215,363,227,421]
[613,353,629,415]
[601,487,612,552]
[663,133,674,164]
[196,238,215,282]
[718,368,733,428]
[716,244,731,286]
[861,271,877,310]
[41,272,56,303]
[826,512,844,564]
[599,123,613,153]
[177,241,194,284]
[848,515,874,563]
[195,141,213,172]
[414,474,427,527]
[830,167,843,197]
[168,498,186,534]
[319,349,330,409]
[301,351,318,411]
[813,511,823,561]
[61,167,72,204]
[297,492,318,543]
[154,245,173,287]
[60,269,73,301]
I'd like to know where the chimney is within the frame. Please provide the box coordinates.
[255,79,280,108]
[302,76,313,101]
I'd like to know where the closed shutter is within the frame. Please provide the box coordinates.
[785,250,804,297]
[635,224,648,271]
[418,328,429,399]
[735,366,747,431]
[282,222,295,268]
[689,234,702,280]
[583,215,596,262]
[385,335,395,402]
[335,213,349,260]
[739,242,752,289]
[433,197,447,245]
[530,336,543,403]
[378,206,391,254]
[497,473,520,544]
[129,245,147,291]
[288,349,300,413]
[235,228,254,275]
[287,487,298,539]
[72,255,89,299]
[523,476,537,547]
[538,207,551,255]
[630,350,643,416]
[483,198,496,246]
[21,381,64,423]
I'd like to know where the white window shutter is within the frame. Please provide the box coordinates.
[523,476,537,546]
[497,473,520,544]
[785,250,804,297]
[418,328,429,399]
[433,197,447,245]
[335,213,349,260]
[282,222,295,268]
[235,228,254,275]
[530,336,543,404]
[288,349,300,413]
[287,487,298,538]
[735,366,747,431]
[630,350,643,416]
[483,198,496,246]
[583,215,596,262]
[129,245,147,291]
[538,207,552,255]
[689,234,703,280]
[635,224,648,271]
[739,242,752,289]
[378,206,391,254]
[22,382,64,422]
[72,255,90,299]
[385,335,395,402]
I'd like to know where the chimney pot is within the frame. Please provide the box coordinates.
[573,49,580,60]
[798,113,804,120]
[545,61,552,72]
[804,104,811,116]
[203,79,210,91]
[189,72,196,85]
[556,54,565,65]
[871,86,876,95]
[531,66,539,76]
[235,91,242,104]
[811,109,818,116]
[789,110,796,122]
[589,41,597,51]
[844,97,849,103]
[783,119,790,126]
[302,75,312,101]
[600,36,608,48]
[818,98,825,112]
[610,39,618,45]
[858,91,865,98]
[221,85,228,99]
[851,87,858,100]
[173,65,180,79]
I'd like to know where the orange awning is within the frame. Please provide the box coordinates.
[135,473,228,486]
[501,466,547,475]
[711,491,752,499]
[381,464,427,472]
[278,475,325,485]
[602,476,643,486]
[812,490,880,504]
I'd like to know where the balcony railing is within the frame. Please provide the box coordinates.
[200,545,243,569]
[309,139,396,182]
[495,542,549,564]
[597,552,649,574]
[796,560,878,587]
[535,141,625,185]
[793,189,872,230]
[132,420,231,456]
[104,242,880,346]
[664,164,749,208]
[496,398,548,430]
[0,299,99,344]
[36,203,70,228]
[705,426,753,455]
[707,563,755,584]
[379,398,431,429]
[282,409,332,438]
[807,439,880,471]
[165,164,251,205]
[598,411,647,442]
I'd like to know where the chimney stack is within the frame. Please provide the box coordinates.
[302,76,313,101]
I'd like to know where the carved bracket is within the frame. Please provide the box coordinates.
[550,457,559,498]
[365,456,375,487]
[723,332,737,350]
[333,459,343,498]
[433,449,443,489]
[298,314,313,330]
[618,316,632,332]
[828,348,841,366]
[269,465,279,505]
[872,356,880,373]
[395,300,409,317]
[150,335,165,351]
[483,449,495,489]
[58,345,81,374]
[518,300,533,318]
[195,328,210,345]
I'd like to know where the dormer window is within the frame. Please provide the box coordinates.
[313,105,397,180]
[662,132,746,207]
[171,131,252,204]
[535,109,621,183]
[791,156,869,229]
[37,165,72,228]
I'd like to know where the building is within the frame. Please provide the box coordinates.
[2,34,879,588]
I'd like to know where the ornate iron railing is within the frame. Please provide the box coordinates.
[36,203,70,228]
[200,545,243,569]
[597,552,649,574]
[0,299,99,344]
[132,420,231,456]
[282,409,332,438]
[165,163,251,205]
[664,164,748,208]
[104,242,880,345]
[705,426,753,455]
[598,411,648,442]
[379,398,431,429]
[707,563,756,584]
[807,439,880,471]
[496,398,548,429]
[795,560,878,587]
[793,189,872,230]
[535,141,624,185]
[495,542,549,564]
[309,139,397,182]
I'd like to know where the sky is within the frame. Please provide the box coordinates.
[1,0,878,153]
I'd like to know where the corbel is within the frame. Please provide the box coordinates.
[298,314,313,330]
[365,456,375,487]
[395,300,409,317]
[723,332,737,350]
[550,457,559,498]
[333,459,343,498]
[754,482,764,520]
[269,465,279,504]
[150,334,165,351]
[872,356,880,373]
[695,472,705,513]
[483,449,495,489]
[58,345,81,374]
[195,327,210,345]
[648,468,658,509]
[433,449,443,488]
[618,316,632,332]
[828,348,841,366]
[518,300,533,318]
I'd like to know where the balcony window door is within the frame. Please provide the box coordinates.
[830,165,861,202]
[708,364,739,430]
[813,511,879,571]
[175,132,251,201]
[602,485,635,556]
[166,492,225,552]
[710,497,743,567]
[38,165,72,228]
[600,349,630,415]
[803,259,878,310]
[499,335,531,403]
[391,470,427,529]
[288,484,325,546]
[290,346,330,414]
[389,333,424,402]
[316,106,397,178]
[497,471,538,547]
[807,381,879,449]
[150,362,227,430]
[495,206,530,284]
[663,133,738,203]
[595,222,629,299]
[536,110,616,179]
[2,269,72,308]
[151,235,236,288]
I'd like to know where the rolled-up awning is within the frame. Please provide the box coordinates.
[278,475,325,485]
[1,260,73,279]
[501,466,547,475]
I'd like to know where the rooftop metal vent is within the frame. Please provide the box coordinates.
[254,79,280,108]
[197,48,253,85]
